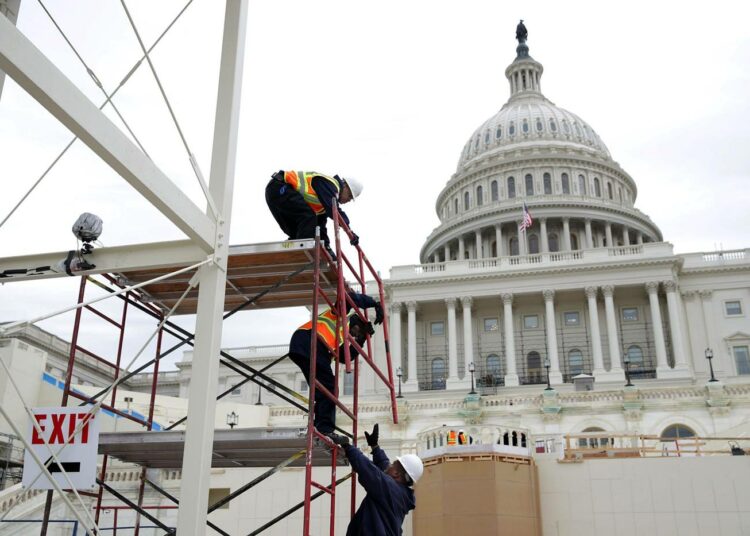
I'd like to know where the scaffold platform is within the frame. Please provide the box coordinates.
[99,427,347,468]
[117,239,338,314]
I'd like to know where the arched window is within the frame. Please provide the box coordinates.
[570,234,579,250]
[536,118,543,132]
[549,118,557,132]
[476,185,483,206]
[626,345,644,369]
[507,177,516,198]
[525,174,534,196]
[562,173,570,194]
[579,426,609,448]
[529,234,539,254]
[509,122,516,136]
[522,120,529,133]
[464,191,470,210]
[594,178,601,197]
[510,237,519,256]
[660,424,696,439]
[548,233,559,252]
[607,182,613,199]
[526,351,542,382]
[578,174,586,195]
[562,120,570,134]
[454,198,458,214]
[484,130,490,144]
[496,126,502,139]
[543,173,552,194]
[568,349,584,377]
[431,358,446,390]
[491,180,499,201]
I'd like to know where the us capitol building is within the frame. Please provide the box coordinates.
[2,22,750,536]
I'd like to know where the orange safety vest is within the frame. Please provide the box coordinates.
[298,308,354,357]
[283,171,340,215]
[447,430,457,446]
[458,432,467,445]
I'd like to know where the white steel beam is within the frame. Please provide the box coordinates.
[0,240,205,282]
[176,1,247,534]
[0,15,215,252]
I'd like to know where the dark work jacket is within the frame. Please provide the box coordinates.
[345,446,416,536]
[289,292,377,358]
[311,175,350,246]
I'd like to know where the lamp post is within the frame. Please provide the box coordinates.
[396,367,403,398]
[226,411,238,429]
[468,362,476,394]
[705,348,718,382]
[623,355,633,387]
[543,357,553,391]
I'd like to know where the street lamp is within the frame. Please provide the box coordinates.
[468,362,476,394]
[623,355,633,387]
[543,357,553,391]
[226,411,238,429]
[396,367,403,398]
[705,348,718,382]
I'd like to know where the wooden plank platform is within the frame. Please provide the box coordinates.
[98,427,347,468]
[116,239,337,314]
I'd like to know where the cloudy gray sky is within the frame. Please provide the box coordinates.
[1,0,749,370]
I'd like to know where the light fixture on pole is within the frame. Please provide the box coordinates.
[468,361,476,394]
[543,357,553,390]
[396,367,403,398]
[705,348,718,382]
[623,355,633,387]
[226,411,238,430]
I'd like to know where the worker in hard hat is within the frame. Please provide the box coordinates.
[330,424,423,536]
[289,291,383,442]
[457,429,467,445]
[265,170,363,257]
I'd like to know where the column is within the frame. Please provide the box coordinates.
[562,218,571,251]
[389,302,406,386]
[540,218,549,253]
[446,298,459,382]
[462,297,474,381]
[542,290,562,384]
[585,219,593,249]
[601,285,625,381]
[663,281,691,377]
[502,293,519,386]
[605,222,613,247]
[458,236,465,260]
[495,224,503,257]
[645,282,670,375]
[406,302,418,387]
[444,243,451,262]
[622,226,630,246]
[475,230,482,259]
[585,286,606,376]
[636,232,643,245]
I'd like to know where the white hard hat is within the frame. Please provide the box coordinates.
[396,454,424,485]
[343,176,363,199]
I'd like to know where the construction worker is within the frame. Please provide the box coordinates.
[330,424,423,536]
[457,429,467,445]
[265,170,363,257]
[447,429,457,446]
[289,291,383,441]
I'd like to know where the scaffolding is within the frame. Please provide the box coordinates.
[0,433,23,490]
[33,203,398,534]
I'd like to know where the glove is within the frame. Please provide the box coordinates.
[364,424,379,448]
[373,303,384,325]
[350,233,360,247]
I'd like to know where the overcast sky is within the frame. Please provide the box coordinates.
[1,0,749,370]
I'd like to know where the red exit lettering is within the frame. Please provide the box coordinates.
[31,412,94,445]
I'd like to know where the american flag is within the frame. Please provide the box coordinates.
[520,202,533,232]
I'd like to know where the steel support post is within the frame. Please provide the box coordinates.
[175,2,247,533]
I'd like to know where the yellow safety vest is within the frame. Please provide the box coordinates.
[283,171,340,215]
[447,430,457,446]
[299,308,355,357]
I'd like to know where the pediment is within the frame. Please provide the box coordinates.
[725,331,750,341]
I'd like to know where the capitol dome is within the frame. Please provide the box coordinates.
[420,27,662,263]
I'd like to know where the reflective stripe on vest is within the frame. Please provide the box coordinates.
[283,171,340,215]
[447,430,457,445]
[298,308,354,355]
